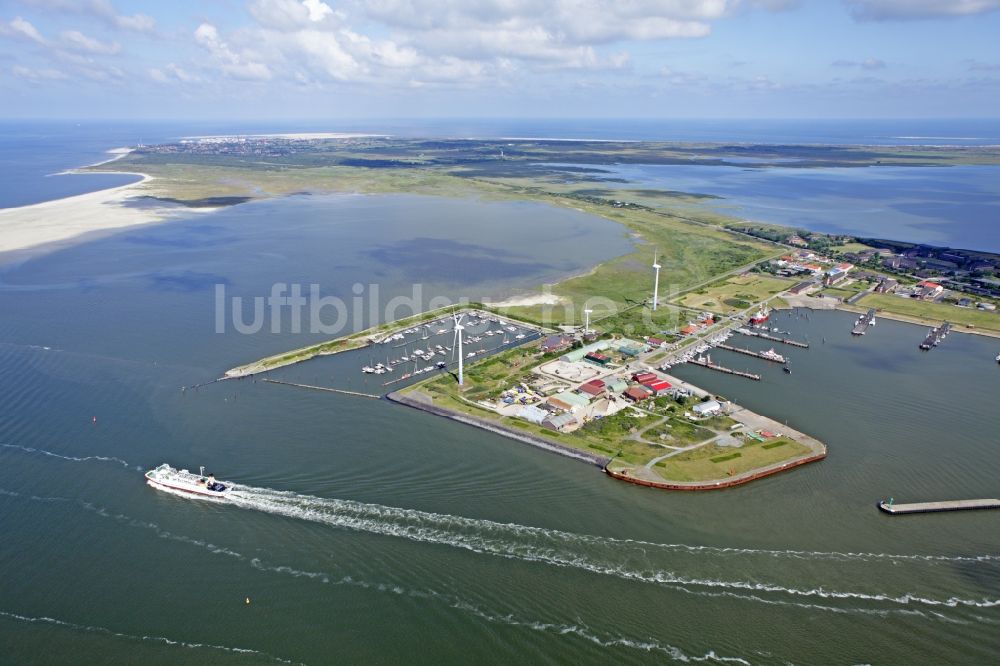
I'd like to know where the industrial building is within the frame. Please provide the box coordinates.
[692,399,722,416]
[624,386,651,402]
[562,340,610,363]
[548,391,591,412]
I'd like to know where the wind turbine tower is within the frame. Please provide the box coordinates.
[451,313,465,386]
[652,252,662,311]
[583,308,593,335]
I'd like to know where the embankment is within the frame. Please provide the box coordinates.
[386,391,610,467]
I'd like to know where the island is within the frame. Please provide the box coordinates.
[65,132,1000,487]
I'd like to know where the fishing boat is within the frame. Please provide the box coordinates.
[759,348,785,363]
[750,306,771,325]
[145,464,230,500]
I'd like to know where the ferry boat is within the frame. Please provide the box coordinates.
[145,464,230,500]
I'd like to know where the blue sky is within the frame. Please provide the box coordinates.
[1,0,999,119]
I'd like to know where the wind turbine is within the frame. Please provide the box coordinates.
[652,251,661,312]
[583,308,593,335]
[451,313,465,386]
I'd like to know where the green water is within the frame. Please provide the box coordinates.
[1,195,998,664]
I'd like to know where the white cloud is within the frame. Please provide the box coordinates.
[19,0,156,32]
[2,16,48,44]
[194,22,272,80]
[357,0,723,50]
[832,57,886,70]
[60,29,120,55]
[966,59,1000,71]
[149,62,200,83]
[845,0,1000,20]
[303,0,334,22]
[10,63,66,80]
[248,0,342,31]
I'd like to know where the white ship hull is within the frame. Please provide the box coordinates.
[145,464,231,500]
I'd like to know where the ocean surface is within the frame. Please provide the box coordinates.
[1,123,999,664]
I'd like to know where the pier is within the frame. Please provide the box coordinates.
[878,498,1000,515]
[687,357,761,380]
[260,378,382,400]
[852,308,877,336]
[715,343,786,364]
[920,321,951,350]
[735,328,809,348]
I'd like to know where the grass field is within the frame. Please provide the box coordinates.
[453,343,543,401]
[676,274,794,314]
[820,287,858,301]
[859,293,1000,333]
[652,437,811,482]
[642,418,715,446]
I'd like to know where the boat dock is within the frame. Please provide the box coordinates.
[878,498,1000,515]
[920,321,951,350]
[715,343,786,364]
[851,308,877,335]
[735,328,809,348]
[687,357,761,381]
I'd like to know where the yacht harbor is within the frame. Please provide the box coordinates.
[360,310,542,381]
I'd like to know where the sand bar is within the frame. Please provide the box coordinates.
[0,174,181,258]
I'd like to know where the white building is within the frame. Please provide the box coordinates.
[692,400,722,416]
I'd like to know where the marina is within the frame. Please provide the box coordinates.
[852,308,878,336]
[362,310,543,378]
[715,343,787,364]
[878,498,1000,515]
[920,321,952,350]
[736,327,810,348]
[687,356,762,381]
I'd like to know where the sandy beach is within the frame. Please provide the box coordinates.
[484,292,568,308]
[0,173,180,258]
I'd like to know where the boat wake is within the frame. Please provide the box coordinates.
[0,442,139,470]
[19,493,752,665]
[224,485,1000,613]
[0,610,303,665]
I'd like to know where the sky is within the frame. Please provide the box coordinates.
[0,0,999,119]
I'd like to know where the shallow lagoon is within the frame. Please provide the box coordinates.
[578,162,1000,251]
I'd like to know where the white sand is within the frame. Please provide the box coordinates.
[0,174,182,256]
[485,293,567,307]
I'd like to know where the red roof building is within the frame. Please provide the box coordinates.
[579,379,606,396]
[632,371,657,383]
[584,352,610,366]
[680,324,699,336]
[624,386,651,402]
[643,379,672,395]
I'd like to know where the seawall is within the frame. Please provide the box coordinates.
[386,391,610,468]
